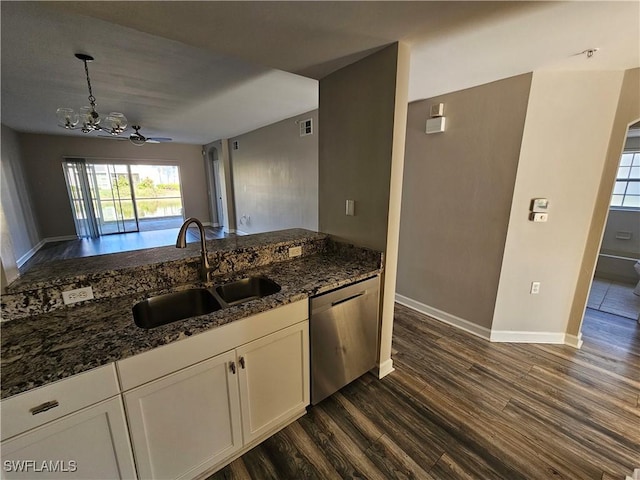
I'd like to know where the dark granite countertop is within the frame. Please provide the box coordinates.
[1,251,381,399]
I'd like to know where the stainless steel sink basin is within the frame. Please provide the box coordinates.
[214,277,281,306]
[133,288,222,329]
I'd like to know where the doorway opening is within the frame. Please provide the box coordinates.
[63,159,185,238]
[208,147,226,229]
[587,120,640,322]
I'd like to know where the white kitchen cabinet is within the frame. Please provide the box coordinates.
[237,322,309,444]
[123,350,242,480]
[1,396,136,480]
[121,301,309,480]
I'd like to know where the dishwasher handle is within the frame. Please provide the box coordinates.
[331,291,365,307]
[311,276,379,315]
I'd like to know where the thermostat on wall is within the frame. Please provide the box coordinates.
[530,198,549,212]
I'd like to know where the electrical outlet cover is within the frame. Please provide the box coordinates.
[62,286,94,305]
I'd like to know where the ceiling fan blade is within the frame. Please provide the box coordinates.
[98,135,128,141]
[147,137,172,143]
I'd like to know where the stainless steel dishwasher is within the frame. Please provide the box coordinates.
[310,276,380,404]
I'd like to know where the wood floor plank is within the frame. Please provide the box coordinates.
[429,452,482,480]
[299,405,388,480]
[408,375,590,480]
[279,422,342,480]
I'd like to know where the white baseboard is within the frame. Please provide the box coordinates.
[489,330,566,344]
[44,235,78,243]
[374,358,395,379]
[234,230,248,235]
[395,294,491,340]
[15,240,46,267]
[564,332,583,349]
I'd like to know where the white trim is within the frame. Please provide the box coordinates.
[44,235,78,243]
[234,230,248,235]
[373,358,395,379]
[564,332,584,349]
[200,221,212,227]
[395,294,491,340]
[15,240,45,267]
[489,330,566,344]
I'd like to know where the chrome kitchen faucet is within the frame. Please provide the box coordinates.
[176,217,215,282]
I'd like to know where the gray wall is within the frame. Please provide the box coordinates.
[229,110,318,234]
[17,133,210,238]
[318,44,399,251]
[1,124,40,262]
[599,209,640,258]
[396,74,532,329]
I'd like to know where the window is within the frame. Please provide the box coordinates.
[63,160,184,237]
[611,152,640,209]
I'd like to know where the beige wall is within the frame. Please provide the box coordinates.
[318,44,399,252]
[492,70,625,336]
[18,133,210,238]
[567,68,640,336]
[396,74,532,329]
[230,110,318,234]
[1,125,40,263]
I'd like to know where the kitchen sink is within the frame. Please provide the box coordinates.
[214,276,281,306]
[133,288,222,329]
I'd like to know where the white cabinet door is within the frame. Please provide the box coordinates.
[1,397,136,480]
[124,350,242,480]
[237,321,309,444]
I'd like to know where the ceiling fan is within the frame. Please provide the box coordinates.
[100,125,172,146]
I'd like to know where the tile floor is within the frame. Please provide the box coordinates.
[588,277,640,320]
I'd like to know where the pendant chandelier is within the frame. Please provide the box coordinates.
[56,54,128,135]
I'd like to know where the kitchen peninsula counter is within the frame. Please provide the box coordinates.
[1,232,382,399]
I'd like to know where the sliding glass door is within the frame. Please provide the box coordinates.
[63,159,184,238]
[63,160,100,238]
[92,164,139,234]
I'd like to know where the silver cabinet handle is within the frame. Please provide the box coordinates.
[30,400,59,415]
[239,356,245,369]
[229,361,236,374]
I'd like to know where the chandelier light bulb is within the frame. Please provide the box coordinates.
[79,106,100,131]
[56,108,78,129]
[104,112,128,135]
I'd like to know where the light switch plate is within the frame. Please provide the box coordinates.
[530,282,541,295]
[346,200,355,216]
[62,286,94,305]
[529,212,548,222]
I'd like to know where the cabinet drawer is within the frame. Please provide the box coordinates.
[1,364,119,441]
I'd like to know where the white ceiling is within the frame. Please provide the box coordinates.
[1,1,638,145]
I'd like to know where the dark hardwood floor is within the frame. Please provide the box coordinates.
[209,304,640,480]
[19,226,232,272]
